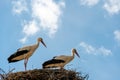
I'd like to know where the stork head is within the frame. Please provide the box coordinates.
[72,48,80,58]
[38,38,47,47]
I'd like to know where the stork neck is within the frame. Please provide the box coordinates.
[36,41,40,48]
[72,52,75,57]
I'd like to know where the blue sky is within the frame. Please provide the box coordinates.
[0,0,120,80]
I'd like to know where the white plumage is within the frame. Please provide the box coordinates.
[42,48,80,69]
[8,37,46,70]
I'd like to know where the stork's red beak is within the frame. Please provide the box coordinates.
[41,40,47,48]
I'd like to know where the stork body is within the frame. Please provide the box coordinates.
[42,48,80,69]
[8,37,46,70]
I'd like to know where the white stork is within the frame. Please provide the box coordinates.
[8,37,46,70]
[42,48,80,69]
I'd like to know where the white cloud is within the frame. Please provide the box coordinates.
[79,0,120,15]
[103,0,120,15]
[23,20,39,37]
[80,42,96,54]
[98,47,112,56]
[20,37,27,44]
[20,20,39,43]
[12,0,65,43]
[79,42,112,56]
[80,0,99,7]
[12,0,28,14]
[114,30,120,44]
[31,0,65,37]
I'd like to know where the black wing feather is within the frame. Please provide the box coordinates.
[42,59,65,68]
[8,50,29,63]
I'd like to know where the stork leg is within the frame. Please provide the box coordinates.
[24,58,28,71]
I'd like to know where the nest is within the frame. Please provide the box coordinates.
[1,69,88,80]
